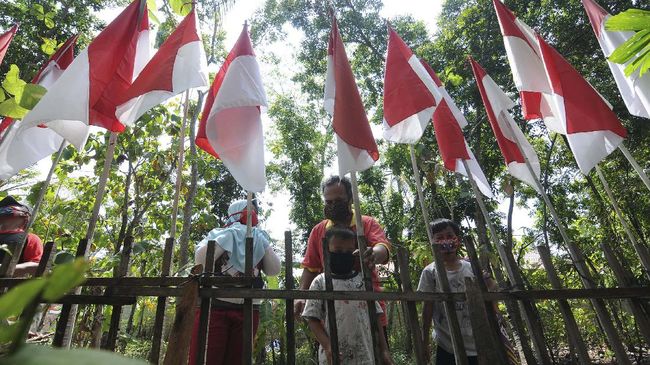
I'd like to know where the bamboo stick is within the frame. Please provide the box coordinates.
[194,240,216,365]
[103,236,133,350]
[169,90,190,240]
[149,236,175,364]
[396,247,426,365]
[243,192,254,365]
[322,236,341,365]
[284,231,296,365]
[619,144,650,193]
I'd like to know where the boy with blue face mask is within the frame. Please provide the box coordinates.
[302,226,393,365]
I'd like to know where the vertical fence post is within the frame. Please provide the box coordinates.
[322,237,340,365]
[284,231,295,365]
[242,236,254,365]
[103,236,133,350]
[149,237,175,364]
[464,277,501,365]
[396,247,426,365]
[195,240,216,365]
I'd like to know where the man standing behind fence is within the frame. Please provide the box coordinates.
[295,175,391,332]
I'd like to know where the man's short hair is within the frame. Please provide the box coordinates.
[429,218,461,236]
[321,175,353,201]
[324,226,356,243]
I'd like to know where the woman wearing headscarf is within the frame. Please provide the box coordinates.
[188,199,281,365]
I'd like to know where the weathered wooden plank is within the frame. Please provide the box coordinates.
[35,241,55,277]
[396,247,425,365]
[194,240,216,365]
[322,236,340,365]
[242,236,254,365]
[149,236,175,365]
[163,265,202,365]
[284,231,295,365]
[103,236,133,351]
[465,277,501,365]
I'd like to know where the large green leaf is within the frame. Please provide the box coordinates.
[605,9,650,32]
[147,0,160,25]
[169,0,192,16]
[0,279,46,320]
[2,65,27,98]
[0,345,148,365]
[0,98,29,119]
[41,258,88,301]
[18,84,48,110]
[40,37,58,56]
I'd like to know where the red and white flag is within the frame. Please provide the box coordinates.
[20,0,150,149]
[0,24,18,66]
[0,36,77,180]
[325,17,379,176]
[582,0,650,119]
[470,57,541,192]
[493,0,627,174]
[422,60,494,198]
[196,25,267,193]
[115,9,208,125]
[382,27,440,144]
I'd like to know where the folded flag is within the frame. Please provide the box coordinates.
[20,0,150,149]
[422,60,494,197]
[325,16,379,176]
[0,36,77,180]
[470,57,541,192]
[115,8,208,125]
[582,0,650,119]
[382,27,438,144]
[196,24,267,193]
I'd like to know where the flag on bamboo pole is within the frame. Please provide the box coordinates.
[382,27,439,144]
[196,24,267,193]
[19,0,150,149]
[0,36,78,180]
[115,9,208,126]
[421,60,494,198]
[0,24,18,66]
[325,16,379,176]
[493,0,627,174]
[469,57,541,192]
[582,0,650,119]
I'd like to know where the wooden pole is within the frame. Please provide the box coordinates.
[515,150,632,365]
[595,165,650,280]
[459,158,556,365]
[408,146,468,364]
[322,237,341,365]
[103,235,133,351]
[27,140,67,230]
[349,171,384,364]
[169,90,191,240]
[284,231,295,365]
[149,236,175,364]
[396,247,426,365]
[194,240,216,365]
[619,143,650,193]
[242,191,254,365]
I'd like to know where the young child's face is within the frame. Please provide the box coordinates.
[432,226,460,254]
[328,236,357,275]
[328,236,356,254]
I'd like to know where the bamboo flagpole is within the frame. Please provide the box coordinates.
[408,146,469,365]
[27,141,67,230]
[349,171,384,365]
[460,158,588,365]
[619,144,650,193]
[169,90,191,240]
[595,165,650,280]
[498,122,632,365]
[243,191,254,365]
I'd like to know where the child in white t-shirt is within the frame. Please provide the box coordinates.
[418,219,483,365]
[302,226,393,365]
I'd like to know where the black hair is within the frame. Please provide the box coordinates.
[429,218,461,236]
[321,175,353,201]
[324,226,356,244]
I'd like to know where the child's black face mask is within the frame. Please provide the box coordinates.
[329,251,355,275]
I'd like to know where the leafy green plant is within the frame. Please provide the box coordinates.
[0,64,47,118]
[606,9,650,77]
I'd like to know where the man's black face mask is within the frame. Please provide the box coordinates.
[329,251,355,275]
[324,200,352,222]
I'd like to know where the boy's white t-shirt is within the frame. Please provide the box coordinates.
[302,272,383,365]
[417,260,477,356]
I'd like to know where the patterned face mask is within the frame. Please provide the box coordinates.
[434,237,460,253]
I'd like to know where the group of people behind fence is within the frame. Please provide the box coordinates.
[189,175,510,365]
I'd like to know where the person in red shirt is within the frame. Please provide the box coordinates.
[295,175,391,328]
[0,196,43,277]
